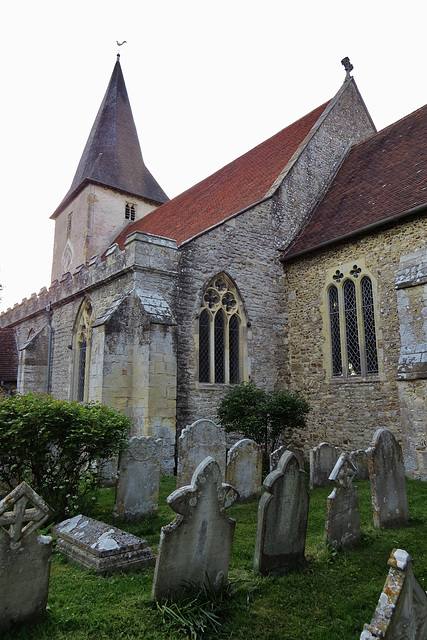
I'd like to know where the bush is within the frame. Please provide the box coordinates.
[217,382,310,470]
[0,393,130,521]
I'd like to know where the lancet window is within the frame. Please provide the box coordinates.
[73,300,94,401]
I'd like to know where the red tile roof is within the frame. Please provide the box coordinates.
[0,328,18,382]
[283,104,427,260]
[112,101,330,249]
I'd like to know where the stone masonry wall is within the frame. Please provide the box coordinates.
[284,213,427,478]
[176,199,288,433]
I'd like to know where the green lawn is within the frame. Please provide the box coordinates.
[4,477,427,639]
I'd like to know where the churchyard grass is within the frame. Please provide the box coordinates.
[3,477,427,639]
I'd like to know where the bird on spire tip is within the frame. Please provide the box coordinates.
[116,40,127,61]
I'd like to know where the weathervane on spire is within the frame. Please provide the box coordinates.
[341,57,354,79]
[116,40,127,61]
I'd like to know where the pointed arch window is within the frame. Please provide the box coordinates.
[73,300,94,401]
[327,265,378,379]
[198,275,246,384]
[125,203,136,221]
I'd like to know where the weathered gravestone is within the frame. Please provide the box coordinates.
[270,445,304,472]
[54,515,156,573]
[360,549,427,639]
[151,456,238,601]
[350,449,370,481]
[0,482,53,633]
[226,439,262,502]
[324,453,361,550]
[310,442,340,488]
[176,419,226,488]
[99,456,118,487]
[254,451,309,575]
[113,436,163,523]
[367,429,409,528]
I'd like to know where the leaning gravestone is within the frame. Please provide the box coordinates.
[152,457,238,601]
[0,482,53,633]
[54,515,156,573]
[324,453,361,549]
[254,451,309,575]
[360,549,427,639]
[367,429,409,528]
[226,439,262,502]
[113,436,163,523]
[310,442,340,488]
[176,419,226,488]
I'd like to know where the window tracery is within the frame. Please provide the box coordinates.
[198,275,245,384]
[327,263,378,379]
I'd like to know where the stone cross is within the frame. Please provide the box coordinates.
[151,456,238,601]
[324,453,361,549]
[0,482,53,633]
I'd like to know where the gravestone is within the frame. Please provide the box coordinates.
[270,445,304,472]
[254,451,309,575]
[113,436,163,523]
[324,453,361,549]
[367,429,409,528]
[0,482,53,633]
[54,515,156,573]
[176,419,226,487]
[99,456,118,487]
[350,449,370,481]
[360,549,427,639]
[152,456,238,601]
[226,439,262,502]
[310,442,340,488]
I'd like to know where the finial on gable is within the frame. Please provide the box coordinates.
[341,57,354,79]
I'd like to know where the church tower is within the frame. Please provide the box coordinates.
[50,56,168,282]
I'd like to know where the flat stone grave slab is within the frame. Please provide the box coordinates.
[53,515,156,573]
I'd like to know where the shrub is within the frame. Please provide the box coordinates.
[0,393,130,521]
[217,381,310,470]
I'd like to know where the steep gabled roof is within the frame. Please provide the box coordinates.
[112,101,330,248]
[282,104,427,261]
[0,328,18,383]
[51,57,168,219]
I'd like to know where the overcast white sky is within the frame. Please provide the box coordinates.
[1,0,426,312]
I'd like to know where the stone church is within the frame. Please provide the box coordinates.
[1,56,426,477]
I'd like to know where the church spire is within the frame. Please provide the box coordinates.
[51,57,168,219]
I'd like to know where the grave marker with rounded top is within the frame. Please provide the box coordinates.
[254,451,309,575]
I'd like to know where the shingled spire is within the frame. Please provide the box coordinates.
[51,56,168,219]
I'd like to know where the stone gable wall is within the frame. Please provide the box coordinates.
[176,200,288,432]
[284,213,427,478]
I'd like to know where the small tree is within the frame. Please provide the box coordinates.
[0,393,130,521]
[217,382,310,471]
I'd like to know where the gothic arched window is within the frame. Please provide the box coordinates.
[327,265,378,379]
[73,300,94,401]
[198,275,246,384]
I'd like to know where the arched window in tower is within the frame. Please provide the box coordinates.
[73,300,95,402]
[197,275,246,384]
